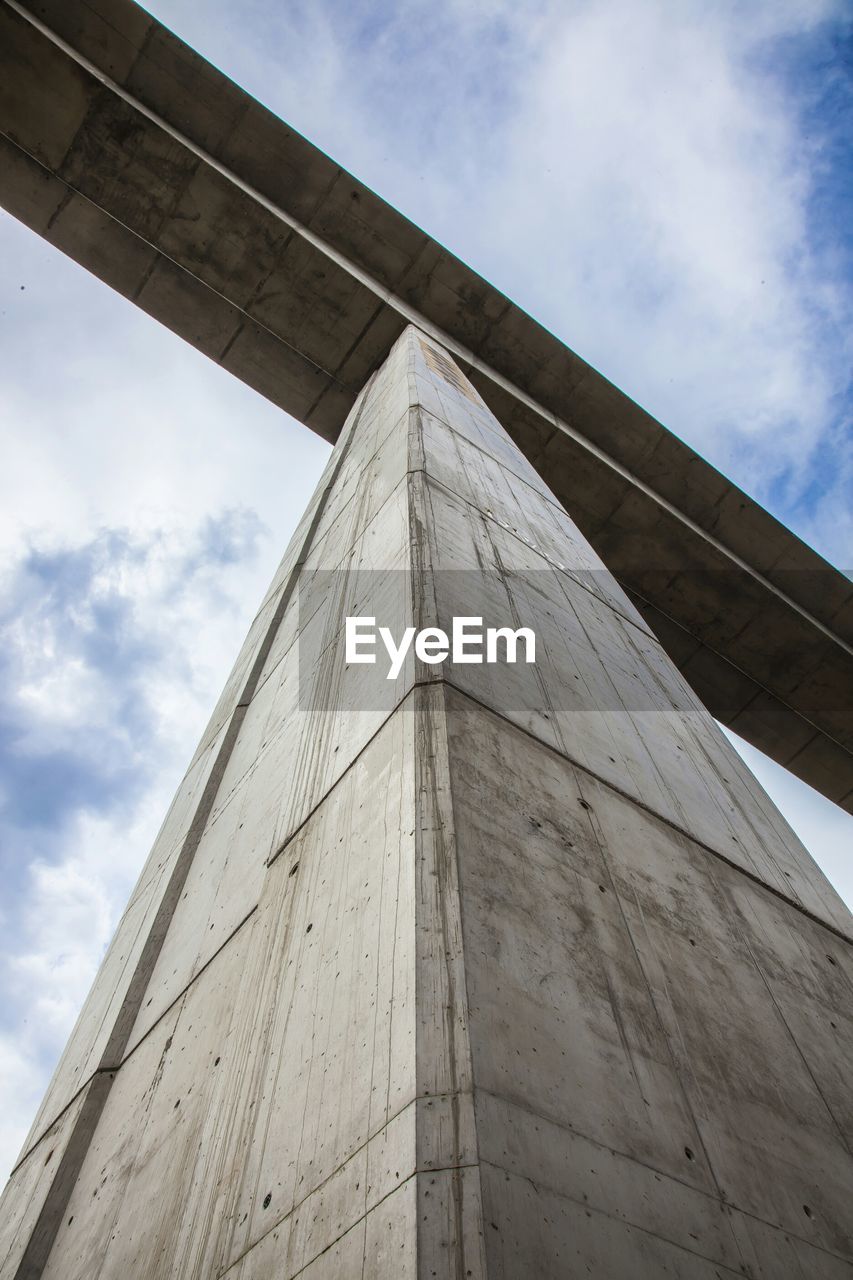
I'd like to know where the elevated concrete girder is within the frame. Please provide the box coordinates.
[1,0,851,809]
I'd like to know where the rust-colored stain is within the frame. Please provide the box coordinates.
[419,338,481,404]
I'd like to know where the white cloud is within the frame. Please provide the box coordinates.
[0,803,167,1173]
[499,1,850,504]
[0,509,310,1177]
[157,0,850,558]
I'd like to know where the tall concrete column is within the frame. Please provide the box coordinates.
[1,327,851,1279]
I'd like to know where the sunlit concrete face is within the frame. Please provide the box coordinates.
[1,329,850,1279]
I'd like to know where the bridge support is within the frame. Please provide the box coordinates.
[1,328,850,1278]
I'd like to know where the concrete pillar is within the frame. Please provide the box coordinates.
[1,327,851,1279]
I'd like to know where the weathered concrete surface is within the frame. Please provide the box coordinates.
[1,328,850,1278]
[1,0,851,809]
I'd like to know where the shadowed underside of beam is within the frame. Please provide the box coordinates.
[0,0,851,809]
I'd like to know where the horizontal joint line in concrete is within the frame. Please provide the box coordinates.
[473,1085,722,1207]
[459,363,853,660]
[243,446,656,720]
[418,396,579,524]
[478,1153,750,1276]
[415,464,655,641]
[416,353,853,667]
[257,663,850,944]
[4,696,252,1265]
[220,1154,479,1280]
[8,824,261,1176]
[471,1090,850,1269]
[10,900,262,1178]
[6,373,368,1202]
[106,902,259,1070]
[475,1150,837,1275]
[439,679,853,947]
[244,404,417,705]
[236,375,370,713]
[266,678,424,870]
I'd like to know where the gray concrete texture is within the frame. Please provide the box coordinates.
[1,328,851,1278]
[1,0,851,810]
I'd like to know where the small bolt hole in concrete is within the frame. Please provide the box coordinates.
[803,1205,814,1219]
[263,1194,272,1210]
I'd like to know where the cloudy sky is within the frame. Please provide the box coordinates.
[0,0,851,1179]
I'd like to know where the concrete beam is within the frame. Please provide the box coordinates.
[1,0,850,810]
